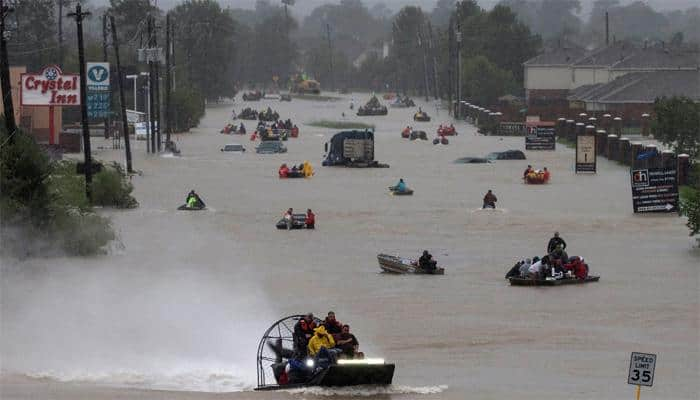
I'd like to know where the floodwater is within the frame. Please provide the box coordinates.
[1,93,698,400]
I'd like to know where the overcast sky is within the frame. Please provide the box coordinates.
[144,0,700,17]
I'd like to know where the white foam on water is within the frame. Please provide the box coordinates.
[24,368,254,393]
[284,384,448,396]
[470,208,508,213]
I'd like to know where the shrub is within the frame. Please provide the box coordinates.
[92,162,138,208]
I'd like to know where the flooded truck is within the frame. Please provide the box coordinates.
[322,130,389,168]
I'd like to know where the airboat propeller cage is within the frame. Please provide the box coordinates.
[256,315,395,390]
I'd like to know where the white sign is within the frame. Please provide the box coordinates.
[86,62,110,88]
[20,65,80,106]
[628,352,656,387]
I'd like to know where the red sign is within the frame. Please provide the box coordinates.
[21,65,80,106]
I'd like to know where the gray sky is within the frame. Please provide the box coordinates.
[146,0,700,17]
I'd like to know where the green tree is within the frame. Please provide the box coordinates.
[108,0,158,47]
[461,55,518,105]
[391,6,428,94]
[652,97,700,159]
[7,0,57,70]
[171,0,238,100]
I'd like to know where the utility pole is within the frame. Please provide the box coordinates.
[147,15,156,153]
[110,15,133,173]
[153,19,161,152]
[455,25,462,120]
[102,14,110,140]
[1,0,16,139]
[58,0,64,67]
[418,30,430,102]
[447,18,454,116]
[326,23,334,91]
[68,3,94,201]
[605,11,609,46]
[428,21,440,100]
[165,13,171,144]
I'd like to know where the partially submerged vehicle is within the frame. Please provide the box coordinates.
[322,130,389,168]
[413,111,430,122]
[256,141,287,154]
[243,91,263,101]
[409,131,428,141]
[292,79,321,95]
[264,92,281,100]
[377,254,445,275]
[280,93,292,102]
[221,143,246,152]
[454,157,491,164]
[255,315,395,390]
[486,150,526,160]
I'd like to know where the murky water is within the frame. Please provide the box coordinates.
[1,93,698,400]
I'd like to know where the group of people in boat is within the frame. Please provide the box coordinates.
[279,161,314,178]
[437,124,456,136]
[505,232,589,280]
[523,165,551,183]
[221,122,246,135]
[282,208,315,229]
[271,312,362,385]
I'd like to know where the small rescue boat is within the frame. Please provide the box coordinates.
[508,276,600,286]
[377,254,445,274]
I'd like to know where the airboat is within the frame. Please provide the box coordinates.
[255,315,395,391]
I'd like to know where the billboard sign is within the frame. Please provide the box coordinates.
[498,122,526,136]
[526,127,555,150]
[20,65,80,106]
[86,62,111,119]
[631,167,679,213]
[576,134,596,173]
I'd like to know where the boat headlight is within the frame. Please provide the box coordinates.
[305,359,314,368]
[337,358,385,365]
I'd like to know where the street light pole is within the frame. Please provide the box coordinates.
[456,28,462,120]
[126,74,138,111]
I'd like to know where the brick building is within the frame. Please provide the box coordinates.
[523,42,700,121]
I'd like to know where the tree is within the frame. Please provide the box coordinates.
[108,0,157,46]
[171,0,238,100]
[461,55,518,105]
[652,97,700,159]
[391,6,428,94]
[7,0,57,70]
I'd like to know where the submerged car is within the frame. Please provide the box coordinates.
[256,141,287,154]
[454,157,491,164]
[486,150,526,160]
[221,143,246,152]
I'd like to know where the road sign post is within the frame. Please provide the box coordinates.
[628,352,656,399]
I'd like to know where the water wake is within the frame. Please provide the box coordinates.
[284,384,448,396]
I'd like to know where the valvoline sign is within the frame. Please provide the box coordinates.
[87,62,110,87]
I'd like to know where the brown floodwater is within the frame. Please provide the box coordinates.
[1,93,698,400]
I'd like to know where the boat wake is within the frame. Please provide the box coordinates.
[21,368,254,393]
[470,208,508,213]
[284,384,448,396]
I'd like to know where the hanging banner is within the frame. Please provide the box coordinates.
[576,134,596,173]
[20,65,80,106]
[525,126,555,150]
[86,62,111,119]
[631,167,679,213]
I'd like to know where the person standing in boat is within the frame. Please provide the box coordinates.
[547,232,566,254]
[482,190,497,209]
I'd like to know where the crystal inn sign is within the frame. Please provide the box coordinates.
[21,65,80,106]
[20,65,80,145]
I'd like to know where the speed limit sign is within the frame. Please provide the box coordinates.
[628,352,656,387]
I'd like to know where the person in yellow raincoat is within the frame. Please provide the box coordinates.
[307,325,335,357]
[302,161,314,177]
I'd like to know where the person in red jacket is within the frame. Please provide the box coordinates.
[306,209,315,229]
[279,163,289,178]
[543,167,551,182]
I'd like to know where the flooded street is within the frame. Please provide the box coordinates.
[1,94,698,400]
